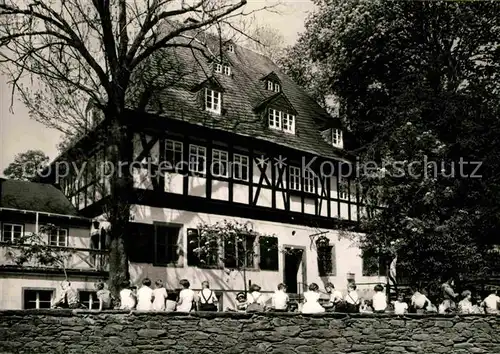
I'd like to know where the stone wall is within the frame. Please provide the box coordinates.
[1,310,500,353]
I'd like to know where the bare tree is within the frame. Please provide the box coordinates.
[244,22,285,62]
[0,0,279,294]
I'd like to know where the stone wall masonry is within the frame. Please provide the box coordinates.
[1,310,500,354]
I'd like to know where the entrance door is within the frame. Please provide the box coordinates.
[283,247,306,294]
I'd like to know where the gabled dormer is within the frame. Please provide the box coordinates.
[225,40,235,53]
[260,72,281,93]
[254,92,297,134]
[320,127,343,149]
[191,76,225,115]
[210,56,232,76]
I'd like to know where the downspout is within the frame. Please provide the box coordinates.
[35,212,39,234]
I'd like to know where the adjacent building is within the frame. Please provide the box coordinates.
[0,178,107,309]
[46,37,386,309]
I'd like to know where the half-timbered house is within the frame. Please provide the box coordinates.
[46,35,386,309]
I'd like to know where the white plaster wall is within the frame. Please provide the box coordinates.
[0,275,101,310]
[129,205,386,309]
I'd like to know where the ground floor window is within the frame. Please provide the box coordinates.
[79,291,99,310]
[23,289,53,309]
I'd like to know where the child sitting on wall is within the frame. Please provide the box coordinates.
[393,294,409,315]
[165,291,177,312]
[119,281,136,310]
[177,279,196,312]
[272,283,290,312]
[359,299,373,313]
[95,281,112,311]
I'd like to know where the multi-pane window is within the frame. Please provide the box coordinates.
[189,145,206,174]
[215,63,222,73]
[79,291,99,310]
[268,109,281,130]
[282,113,295,134]
[165,139,183,171]
[289,166,301,191]
[339,178,349,200]
[233,154,249,181]
[268,108,295,134]
[267,81,280,92]
[259,236,279,271]
[224,234,256,269]
[227,44,234,53]
[332,129,343,148]
[154,225,181,266]
[303,168,316,193]
[48,228,68,247]
[1,223,23,242]
[318,245,336,276]
[187,228,219,268]
[205,88,221,114]
[223,66,231,76]
[362,250,387,276]
[24,289,53,309]
[212,149,229,177]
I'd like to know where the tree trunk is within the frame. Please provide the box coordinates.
[105,92,133,297]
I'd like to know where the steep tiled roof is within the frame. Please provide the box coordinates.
[0,178,79,216]
[126,34,345,160]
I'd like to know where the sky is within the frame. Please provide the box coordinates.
[0,0,315,176]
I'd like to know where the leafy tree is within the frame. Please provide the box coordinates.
[283,0,500,285]
[3,149,49,181]
[0,0,278,295]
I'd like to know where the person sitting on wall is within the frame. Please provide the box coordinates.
[95,281,112,311]
[176,279,196,312]
[246,284,266,312]
[119,281,136,310]
[271,283,289,312]
[458,290,474,314]
[152,280,168,311]
[235,292,248,312]
[410,287,432,314]
[301,283,326,314]
[359,299,373,313]
[197,280,218,312]
[323,282,343,312]
[393,293,409,315]
[165,291,178,312]
[372,284,387,313]
[52,280,80,309]
[344,283,360,313]
[136,278,154,311]
[471,293,485,314]
[439,277,458,313]
[482,288,500,315]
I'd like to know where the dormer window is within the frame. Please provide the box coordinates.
[227,44,234,53]
[332,129,343,148]
[205,88,221,114]
[214,62,231,76]
[268,108,295,134]
[267,80,280,92]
